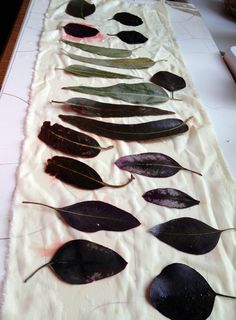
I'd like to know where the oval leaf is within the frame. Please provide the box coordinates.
[38,121,112,158]
[115,152,201,177]
[143,188,200,209]
[23,200,140,232]
[108,31,148,44]
[66,0,96,19]
[59,116,189,141]
[110,12,143,26]
[62,82,169,105]
[151,71,186,93]
[63,23,99,38]
[65,51,156,69]
[52,97,174,117]
[62,40,133,58]
[63,64,141,79]
[24,240,127,284]
[150,263,216,320]
[45,156,134,190]
[150,217,223,254]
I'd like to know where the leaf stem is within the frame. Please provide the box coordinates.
[24,262,50,283]
[222,228,236,232]
[51,100,65,104]
[182,167,202,177]
[216,292,236,300]
[22,201,56,211]
[103,175,135,188]
[99,144,114,151]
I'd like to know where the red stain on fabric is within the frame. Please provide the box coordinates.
[62,22,106,43]
[36,240,67,257]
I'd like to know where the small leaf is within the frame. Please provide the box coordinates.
[64,51,157,69]
[62,40,133,58]
[108,31,148,44]
[150,263,236,320]
[52,97,174,117]
[63,23,99,38]
[45,156,134,190]
[59,115,189,141]
[62,82,169,105]
[65,0,96,19]
[110,12,143,26]
[24,240,127,283]
[115,152,202,177]
[150,217,236,254]
[143,188,199,209]
[62,64,141,79]
[151,71,186,97]
[23,200,140,232]
[38,121,112,158]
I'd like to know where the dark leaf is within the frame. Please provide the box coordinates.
[52,98,174,117]
[24,239,127,283]
[115,152,202,176]
[38,121,113,158]
[59,115,189,141]
[151,71,186,93]
[63,23,99,38]
[45,156,134,190]
[150,217,236,254]
[143,188,199,209]
[23,200,140,232]
[108,31,148,44]
[66,0,96,19]
[110,12,143,26]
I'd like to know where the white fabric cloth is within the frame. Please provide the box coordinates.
[1,0,236,319]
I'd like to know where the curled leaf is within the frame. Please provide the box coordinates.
[45,156,134,190]
[59,115,189,141]
[150,263,236,320]
[150,217,236,254]
[115,152,202,177]
[38,121,112,158]
[24,240,127,283]
[108,31,148,44]
[143,188,199,209]
[23,200,140,232]
[109,12,143,26]
[65,0,96,19]
[63,23,99,38]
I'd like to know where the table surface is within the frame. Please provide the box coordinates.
[0,0,235,297]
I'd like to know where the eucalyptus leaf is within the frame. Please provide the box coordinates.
[59,115,189,141]
[66,0,95,19]
[63,23,99,38]
[52,97,174,117]
[62,83,169,105]
[45,156,134,190]
[143,188,200,209]
[62,64,142,79]
[108,31,148,44]
[24,240,127,283]
[109,12,143,26]
[150,263,236,320]
[62,40,133,58]
[150,217,236,254]
[23,200,140,232]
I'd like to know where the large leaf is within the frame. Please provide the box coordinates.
[45,156,134,190]
[52,97,174,117]
[115,152,202,176]
[108,31,148,44]
[64,51,157,69]
[65,0,96,19]
[150,217,236,254]
[143,188,199,209]
[62,40,133,58]
[24,240,127,283]
[109,12,143,26]
[63,23,99,38]
[59,116,189,141]
[23,200,140,232]
[38,121,112,158]
[62,64,141,79]
[149,263,236,320]
[62,82,169,104]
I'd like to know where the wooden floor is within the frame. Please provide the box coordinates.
[0,0,31,88]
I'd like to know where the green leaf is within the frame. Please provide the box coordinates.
[62,83,169,105]
[62,40,133,58]
[65,51,158,69]
[61,64,142,79]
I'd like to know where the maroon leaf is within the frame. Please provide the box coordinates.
[63,23,99,38]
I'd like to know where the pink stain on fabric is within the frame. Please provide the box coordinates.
[62,22,106,43]
[36,240,69,257]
